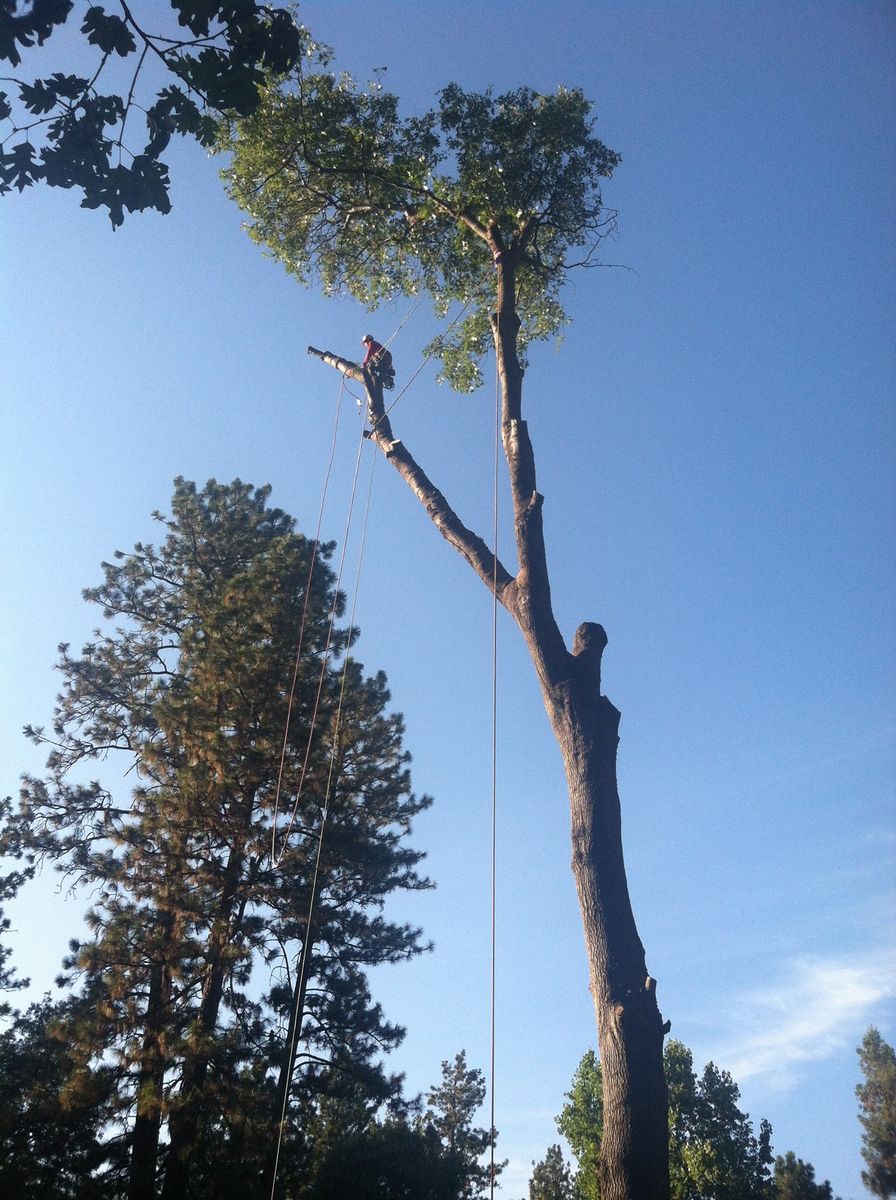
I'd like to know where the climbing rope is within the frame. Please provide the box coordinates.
[271,411,369,861]
[488,357,500,1200]
[268,417,376,1195]
[270,377,348,866]
[268,292,498,1195]
[270,293,424,866]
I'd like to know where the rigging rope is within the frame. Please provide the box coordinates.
[269,416,376,1198]
[272,412,369,857]
[489,356,500,1200]
[268,293,498,1195]
[270,292,423,866]
[270,377,347,866]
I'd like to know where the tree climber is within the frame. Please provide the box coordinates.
[360,334,395,391]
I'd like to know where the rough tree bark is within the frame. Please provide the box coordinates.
[161,834,250,1200]
[308,245,670,1200]
[128,916,177,1200]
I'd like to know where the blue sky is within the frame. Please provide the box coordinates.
[2,1,895,1196]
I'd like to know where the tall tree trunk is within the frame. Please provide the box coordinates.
[128,937,175,1200]
[159,948,228,1200]
[161,827,251,1200]
[309,248,671,1199]
[541,631,669,1200]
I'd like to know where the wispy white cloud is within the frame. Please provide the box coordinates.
[715,949,896,1089]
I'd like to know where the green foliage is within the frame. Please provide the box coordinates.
[773,1151,838,1200]
[0,2,303,224]
[424,1051,503,1199]
[82,7,136,58]
[557,1042,776,1200]
[0,995,121,1199]
[857,1027,896,1198]
[556,1049,603,1200]
[5,477,432,1196]
[0,798,31,1012]
[291,1051,498,1200]
[0,0,72,67]
[223,63,619,390]
[308,1118,463,1200]
[529,1143,581,1200]
[666,1039,774,1200]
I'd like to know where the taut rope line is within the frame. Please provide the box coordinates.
[270,376,347,867]
[268,419,377,1197]
[488,356,500,1200]
[270,293,422,867]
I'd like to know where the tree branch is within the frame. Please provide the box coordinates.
[307,346,515,601]
[291,92,491,243]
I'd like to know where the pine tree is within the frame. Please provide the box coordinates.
[857,1028,896,1198]
[0,797,30,1013]
[529,1144,581,1200]
[773,1151,838,1200]
[10,478,432,1199]
[424,1051,503,1199]
[0,995,120,1199]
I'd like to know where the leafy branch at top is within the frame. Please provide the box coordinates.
[222,56,620,390]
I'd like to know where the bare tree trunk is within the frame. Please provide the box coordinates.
[307,249,670,1199]
[543,637,669,1200]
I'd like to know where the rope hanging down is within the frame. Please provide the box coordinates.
[488,355,501,1200]
[268,295,501,1197]
[270,293,424,866]
[269,294,423,1196]
[270,376,347,866]
[269,412,367,863]
[268,424,378,1199]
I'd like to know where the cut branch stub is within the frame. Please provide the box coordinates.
[306,345,363,384]
[573,622,608,691]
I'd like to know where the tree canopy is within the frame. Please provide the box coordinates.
[1,477,433,1198]
[773,1152,837,1200]
[298,1051,499,1199]
[857,1027,896,1198]
[550,1041,843,1200]
[529,1143,581,1200]
[556,1049,604,1200]
[223,66,619,389]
